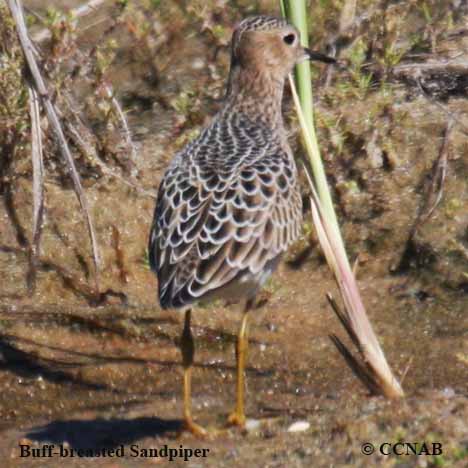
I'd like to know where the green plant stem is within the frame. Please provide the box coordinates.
[281,0,349,266]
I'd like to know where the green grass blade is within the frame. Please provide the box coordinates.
[281,0,348,265]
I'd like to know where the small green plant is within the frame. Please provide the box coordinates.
[171,90,197,115]
[174,127,201,149]
[315,111,347,155]
[142,250,150,269]
[420,1,434,24]
[341,38,374,99]
[430,454,446,467]
[453,446,468,462]
[348,38,367,69]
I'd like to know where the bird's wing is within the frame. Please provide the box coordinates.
[149,155,301,309]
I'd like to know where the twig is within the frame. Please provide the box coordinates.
[61,87,155,198]
[27,83,45,293]
[7,0,101,290]
[417,120,451,225]
[104,84,138,163]
[393,56,468,75]
[67,122,157,198]
[395,119,452,272]
[415,77,468,135]
[400,356,413,386]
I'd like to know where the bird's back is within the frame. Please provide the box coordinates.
[149,110,302,309]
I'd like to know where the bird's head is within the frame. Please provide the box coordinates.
[230,16,334,79]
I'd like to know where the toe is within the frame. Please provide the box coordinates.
[227,411,246,428]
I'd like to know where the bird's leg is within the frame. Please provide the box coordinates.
[180,309,207,437]
[228,298,254,428]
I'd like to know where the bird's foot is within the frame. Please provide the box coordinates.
[227,410,246,429]
[182,418,209,438]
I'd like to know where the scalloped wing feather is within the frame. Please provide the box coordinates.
[148,115,302,309]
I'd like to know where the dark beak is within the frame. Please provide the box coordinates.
[304,48,336,64]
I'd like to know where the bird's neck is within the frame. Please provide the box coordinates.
[224,65,285,132]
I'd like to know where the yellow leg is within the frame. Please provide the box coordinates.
[228,299,253,428]
[180,309,207,437]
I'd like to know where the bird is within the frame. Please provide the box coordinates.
[148,15,335,436]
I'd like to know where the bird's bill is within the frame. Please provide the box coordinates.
[303,48,336,64]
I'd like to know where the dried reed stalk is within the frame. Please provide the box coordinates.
[7,0,101,290]
[27,84,44,292]
[289,75,404,399]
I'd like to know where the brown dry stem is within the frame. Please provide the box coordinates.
[7,0,101,290]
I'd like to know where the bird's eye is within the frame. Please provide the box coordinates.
[283,33,296,45]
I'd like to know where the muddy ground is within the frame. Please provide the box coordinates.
[1,1,467,467]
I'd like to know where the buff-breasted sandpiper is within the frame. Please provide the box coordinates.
[148,15,334,436]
